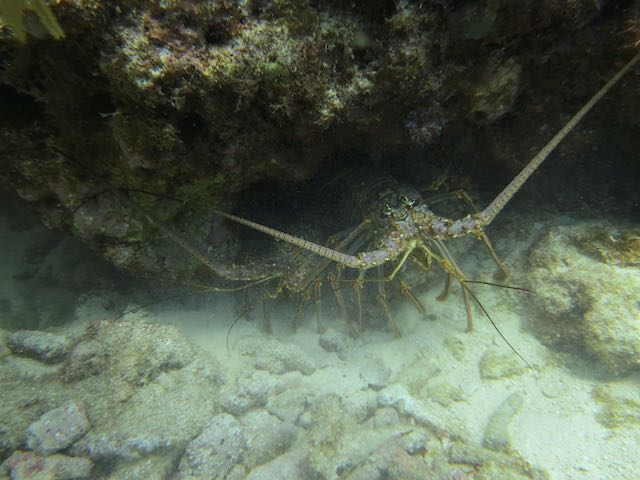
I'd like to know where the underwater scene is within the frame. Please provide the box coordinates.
[1,1,639,479]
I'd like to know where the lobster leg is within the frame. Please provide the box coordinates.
[259,288,272,334]
[328,267,358,337]
[398,279,427,317]
[476,231,509,280]
[314,279,325,333]
[437,273,453,301]
[428,189,509,279]
[377,267,402,337]
[293,289,311,332]
[353,271,366,330]
[460,281,473,332]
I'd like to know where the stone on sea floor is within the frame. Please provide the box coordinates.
[1,451,93,480]
[62,339,108,382]
[102,454,177,480]
[343,390,379,424]
[7,330,71,364]
[591,385,640,429]
[360,357,393,390]
[368,407,400,429]
[25,400,90,454]
[176,413,246,479]
[377,385,459,439]
[245,449,307,480]
[318,328,351,359]
[239,337,316,375]
[583,289,640,376]
[420,380,466,407]
[266,386,315,424]
[529,223,640,375]
[444,336,466,361]
[71,364,220,462]
[221,370,284,416]
[240,410,298,469]
[2,356,60,382]
[479,350,526,380]
[482,392,524,452]
[447,442,549,480]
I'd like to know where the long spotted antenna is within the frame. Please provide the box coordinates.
[479,50,640,226]
[214,210,363,268]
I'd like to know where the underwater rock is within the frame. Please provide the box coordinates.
[245,449,307,480]
[220,369,292,416]
[266,386,314,425]
[482,392,524,452]
[0,316,224,476]
[7,330,71,364]
[420,380,466,407]
[479,350,526,380]
[24,400,90,455]
[62,339,108,382]
[529,223,640,375]
[240,410,298,469]
[368,407,401,429]
[377,384,458,439]
[239,337,316,375]
[176,413,245,480]
[103,454,177,480]
[360,357,393,390]
[444,336,466,362]
[318,328,352,360]
[343,390,379,424]
[447,442,548,479]
[67,319,200,387]
[1,451,93,480]
[466,58,522,125]
[71,358,220,462]
[2,356,60,382]
[592,385,640,429]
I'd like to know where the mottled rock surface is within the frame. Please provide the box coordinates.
[7,330,71,363]
[176,413,245,480]
[240,410,298,469]
[25,400,90,454]
[1,451,93,480]
[239,337,316,375]
[529,223,640,375]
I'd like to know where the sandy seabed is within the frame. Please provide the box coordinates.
[1,200,639,480]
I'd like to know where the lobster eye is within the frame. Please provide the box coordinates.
[383,203,392,216]
[399,194,415,207]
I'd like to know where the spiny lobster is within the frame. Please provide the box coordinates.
[209,51,639,335]
[119,50,638,341]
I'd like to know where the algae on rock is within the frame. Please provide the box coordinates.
[529,223,640,376]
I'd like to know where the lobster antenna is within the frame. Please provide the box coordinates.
[480,50,640,225]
